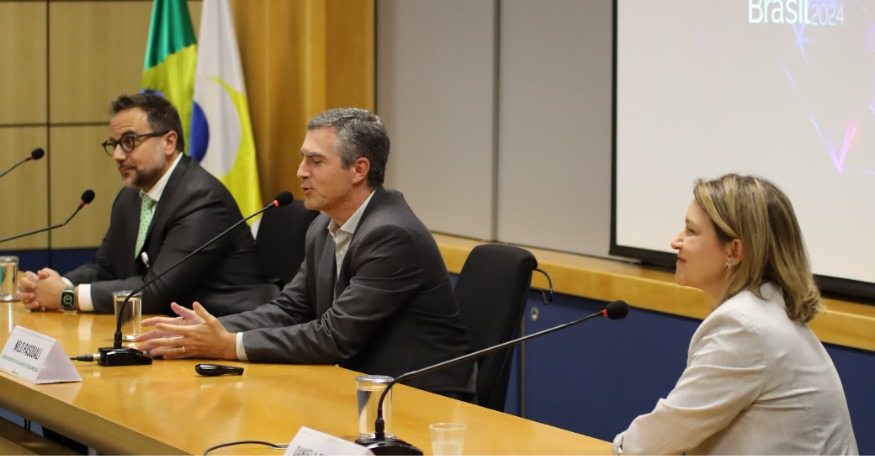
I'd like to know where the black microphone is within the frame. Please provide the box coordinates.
[0,189,95,243]
[99,191,294,366]
[0,148,44,179]
[356,300,630,455]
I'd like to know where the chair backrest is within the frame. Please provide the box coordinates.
[454,244,538,412]
[256,200,319,288]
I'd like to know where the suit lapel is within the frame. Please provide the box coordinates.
[141,155,190,258]
[336,186,388,286]
[319,187,388,312]
[122,189,143,271]
[315,232,337,314]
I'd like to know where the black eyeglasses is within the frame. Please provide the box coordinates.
[101,131,169,156]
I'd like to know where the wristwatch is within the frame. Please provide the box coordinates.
[60,285,76,310]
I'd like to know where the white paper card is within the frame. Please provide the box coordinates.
[284,426,373,456]
[0,326,82,384]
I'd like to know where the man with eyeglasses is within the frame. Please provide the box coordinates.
[18,93,278,316]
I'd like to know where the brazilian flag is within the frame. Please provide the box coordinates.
[141,0,197,152]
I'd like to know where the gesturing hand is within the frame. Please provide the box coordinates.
[136,302,238,360]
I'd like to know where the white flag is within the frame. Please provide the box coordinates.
[190,0,262,231]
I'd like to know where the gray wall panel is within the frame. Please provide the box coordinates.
[497,0,613,256]
[377,0,614,257]
[378,0,496,240]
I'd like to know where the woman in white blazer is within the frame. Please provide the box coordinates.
[613,174,858,455]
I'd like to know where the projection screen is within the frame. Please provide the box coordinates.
[613,0,875,300]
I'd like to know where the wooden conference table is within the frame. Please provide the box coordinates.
[0,302,611,455]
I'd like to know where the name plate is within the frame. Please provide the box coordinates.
[285,426,373,456]
[0,326,82,384]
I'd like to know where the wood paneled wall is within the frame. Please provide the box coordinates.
[0,0,373,252]
[231,0,375,202]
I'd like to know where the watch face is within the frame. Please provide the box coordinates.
[62,292,74,309]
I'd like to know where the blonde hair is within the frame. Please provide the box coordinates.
[693,174,822,323]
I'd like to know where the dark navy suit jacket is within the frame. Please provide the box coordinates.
[66,154,278,315]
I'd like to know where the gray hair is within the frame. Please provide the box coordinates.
[307,108,390,188]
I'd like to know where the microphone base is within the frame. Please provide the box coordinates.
[97,347,153,366]
[354,437,422,455]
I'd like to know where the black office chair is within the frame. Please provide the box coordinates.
[454,244,538,412]
[255,200,319,289]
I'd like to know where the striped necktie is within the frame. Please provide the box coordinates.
[135,194,155,258]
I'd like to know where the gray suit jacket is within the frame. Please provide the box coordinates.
[613,283,858,455]
[65,155,279,316]
[220,187,474,394]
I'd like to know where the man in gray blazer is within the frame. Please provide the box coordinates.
[138,108,474,395]
[18,93,278,316]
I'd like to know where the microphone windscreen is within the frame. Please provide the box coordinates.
[605,300,629,320]
[81,189,96,204]
[274,191,294,207]
[30,148,45,160]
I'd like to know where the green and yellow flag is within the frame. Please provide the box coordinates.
[141,0,197,152]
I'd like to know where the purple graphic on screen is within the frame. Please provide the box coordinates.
[792,24,813,64]
[777,0,875,175]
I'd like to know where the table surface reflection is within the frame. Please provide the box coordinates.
[0,303,610,455]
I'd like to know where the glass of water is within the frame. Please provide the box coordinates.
[355,374,394,439]
[429,422,467,456]
[0,256,19,302]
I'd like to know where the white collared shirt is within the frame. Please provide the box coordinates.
[327,190,376,279]
[140,152,182,208]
